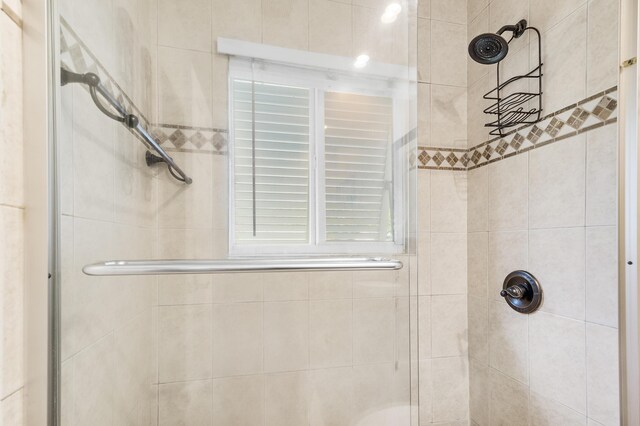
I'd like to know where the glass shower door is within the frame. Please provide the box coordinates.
[54,0,418,424]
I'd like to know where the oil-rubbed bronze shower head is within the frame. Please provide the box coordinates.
[468,19,528,65]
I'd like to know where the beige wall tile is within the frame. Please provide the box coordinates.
[468,157,489,234]
[213,302,263,377]
[419,296,432,359]
[431,84,467,148]
[212,0,262,44]
[587,0,619,94]
[468,0,488,25]
[531,0,588,32]
[488,230,528,301]
[72,86,116,222]
[489,0,528,35]
[308,271,353,300]
[431,0,466,24]
[353,298,396,364]
[262,0,309,50]
[488,154,528,231]
[489,368,529,425]
[418,0,430,18]
[468,295,489,365]
[586,323,620,425]
[418,171,431,233]
[212,273,264,303]
[431,20,467,87]
[309,0,352,57]
[158,0,211,51]
[469,359,489,426]
[530,391,587,426]
[432,356,469,422]
[468,232,488,298]
[530,311,587,414]
[353,5,409,65]
[529,227,586,320]
[432,295,468,357]
[353,363,397,423]
[265,372,309,426]
[539,7,587,113]
[212,375,264,425]
[0,13,23,209]
[1,388,23,426]
[159,380,213,425]
[431,233,467,295]
[263,272,309,301]
[157,151,214,229]
[431,171,467,232]
[309,367,354,425]
[467,73,494,147]
[418,232,432,296]
[468,8,491,87]
[418,18,431,83]
[418,83,431,145]
[419,359,433,422]
[158,47,213,128]
[264,301,309,372]
[72,336,116,426]
[158,304,213,382]
[0,206,23,399]
[157,228,213,305]
[489,301,528,384]
[586,125,618,226]
[586,226,618,328]
[309,300,352,368]
[529,135,586,229]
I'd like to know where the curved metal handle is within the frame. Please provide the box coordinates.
[500,284,527,299]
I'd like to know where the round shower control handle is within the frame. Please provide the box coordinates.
[500,271,543,314]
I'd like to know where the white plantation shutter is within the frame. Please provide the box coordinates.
[323,92,394,242]
[229,60,401,254]
[232,79,311,244]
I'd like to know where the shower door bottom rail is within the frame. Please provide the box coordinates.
[83,257,403,276]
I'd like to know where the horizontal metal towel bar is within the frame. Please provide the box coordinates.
[83,257,403,276]
[60,68,193,184]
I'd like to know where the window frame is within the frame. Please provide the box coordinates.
[227,58,406,257]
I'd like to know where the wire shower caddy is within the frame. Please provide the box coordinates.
[483,26,543,137]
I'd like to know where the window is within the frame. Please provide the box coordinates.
[229,58,404,256]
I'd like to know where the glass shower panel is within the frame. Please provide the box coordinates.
[54,0,418,424]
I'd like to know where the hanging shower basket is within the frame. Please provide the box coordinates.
[481,22,543,137]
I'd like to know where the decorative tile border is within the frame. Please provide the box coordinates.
[59,18,228,155]
[418,87,618,171]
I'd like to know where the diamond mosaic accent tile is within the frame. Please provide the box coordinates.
[545,118,565,137]
[566,107,590,129]
[419,88,618,171]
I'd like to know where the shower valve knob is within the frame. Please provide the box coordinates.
[500,271,543,314]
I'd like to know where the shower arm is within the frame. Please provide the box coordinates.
[60,68,193,185]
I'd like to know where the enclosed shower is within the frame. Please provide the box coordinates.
[46,0,623,425]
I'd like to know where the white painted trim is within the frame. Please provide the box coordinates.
[226,58,406,257]
[619,0,640,424]
[217,37,413,81]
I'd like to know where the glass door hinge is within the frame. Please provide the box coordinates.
[622,57,637,68]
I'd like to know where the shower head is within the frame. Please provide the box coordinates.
[468,19,528,65]
[468,33,509,65]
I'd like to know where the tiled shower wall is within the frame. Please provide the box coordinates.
[58,0,418,425]
[58,0,160,424]
[416,1,471,425]
[0,0,24,424]
[465,0,620,425]
[152,1,415,424]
